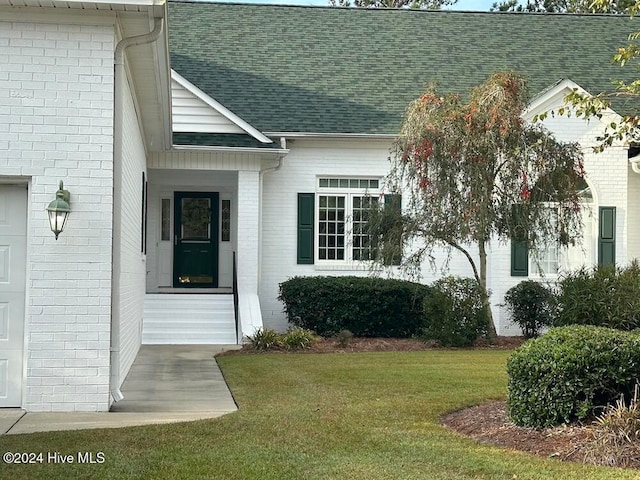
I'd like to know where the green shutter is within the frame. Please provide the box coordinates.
[598,206,616,267]
[511,239,529,276]
[510,204,528,276]
[297,193,314,264]
[384,194,402,266]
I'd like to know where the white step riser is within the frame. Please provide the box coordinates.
[143,294,237,345]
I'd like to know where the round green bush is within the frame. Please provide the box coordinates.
[504,280,555,338]
[421,276,487,347]
[507,325,640,428]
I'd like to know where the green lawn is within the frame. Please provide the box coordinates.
[1,350,636,479]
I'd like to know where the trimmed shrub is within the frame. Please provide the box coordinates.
[278,276,429,337]
[555,261,640,330]
[503,280,555,338]
[507,325,640,428]
[421,276,487,347]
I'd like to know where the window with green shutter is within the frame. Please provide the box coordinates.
[297,193,314,264]
[511,238,529,276]
[598,206,616,267]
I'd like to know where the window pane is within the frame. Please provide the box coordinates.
[531,209,559,275]
[221,199,231,242]
[181,198,210,240]
[318,195,346,262]
[329,179,339,188]
[161,198,170,241]
[352,195,378,261]
[340,179,349,188]
[319,178,328,187]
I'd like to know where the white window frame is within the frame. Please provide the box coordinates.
[315,177,383,265]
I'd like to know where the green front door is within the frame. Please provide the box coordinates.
[173,192,219,288]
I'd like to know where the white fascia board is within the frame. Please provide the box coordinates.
[170,70,273,144]
[524,78,621,121]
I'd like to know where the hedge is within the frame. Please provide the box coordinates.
[278,276,429,337]
[507,325,640,428]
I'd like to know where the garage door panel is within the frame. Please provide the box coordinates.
[0,185,27,407]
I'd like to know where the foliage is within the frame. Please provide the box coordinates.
[281,327,319,350]
[491,0,633,12]
[503,280,555,338]
[329,0,456,8]
[421,277,487,347]
[507,325,640,428]
[384,71,585,338]
[585,385,640,468]
[554,261,640,330]
[245,327,318,351]
[279,276,429,337]
[336,329,354,347]
[562,1,640,151]
[245,328,283,350]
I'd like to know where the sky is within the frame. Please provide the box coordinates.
[214,0,498,10]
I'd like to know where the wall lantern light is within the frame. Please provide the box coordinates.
[46,181,71,240]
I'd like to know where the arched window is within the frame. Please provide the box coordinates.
[529,179,595,276]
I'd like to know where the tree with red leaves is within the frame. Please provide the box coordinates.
[380,71,586,338]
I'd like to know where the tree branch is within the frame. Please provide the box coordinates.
[443,238,481,284]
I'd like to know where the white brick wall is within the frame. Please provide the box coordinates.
[115,68,146,388]
[259,139,476,332]
[260,125,631,336]
[0,20,115,411]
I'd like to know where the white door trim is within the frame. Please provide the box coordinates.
[0,184,28,407]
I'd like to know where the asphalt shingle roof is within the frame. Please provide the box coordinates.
[167,1,638,135]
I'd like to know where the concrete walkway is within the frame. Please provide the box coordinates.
[0,345,241,435]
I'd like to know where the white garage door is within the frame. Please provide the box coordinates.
[0,185,27,407]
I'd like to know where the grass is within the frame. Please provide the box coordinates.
[1,350,637,479]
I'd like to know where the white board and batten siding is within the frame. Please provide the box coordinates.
[0,186,27,407]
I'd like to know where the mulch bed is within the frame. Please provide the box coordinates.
[441,400,640,469]
[218,336,526,356]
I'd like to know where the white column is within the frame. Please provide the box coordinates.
[236,170,263,338]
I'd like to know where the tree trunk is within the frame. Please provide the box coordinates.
[478,240,498,340]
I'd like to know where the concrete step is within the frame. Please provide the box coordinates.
[142,294,237,345]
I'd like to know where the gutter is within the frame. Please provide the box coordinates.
[110,16,164,405]
[171,144,289,155]
[263,132,396,140]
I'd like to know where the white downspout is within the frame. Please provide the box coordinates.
[257,137,288,302]
[110,17,164,404]
[630,153,640,174]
